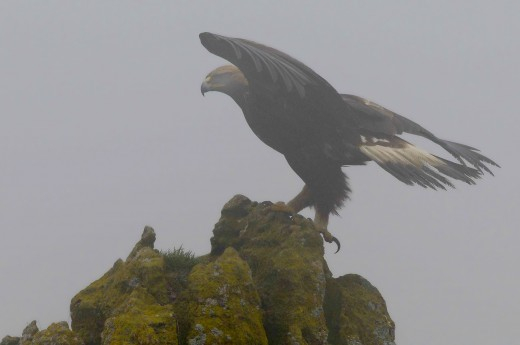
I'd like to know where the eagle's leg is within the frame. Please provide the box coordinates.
[314,210,341,253]
[287,185,312,213]
[272,185,340,252]
[270,185,312,214]
[284,154,347,253]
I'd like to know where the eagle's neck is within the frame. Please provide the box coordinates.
[228,87,249,110]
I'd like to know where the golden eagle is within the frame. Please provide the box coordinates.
[199,32,498,252]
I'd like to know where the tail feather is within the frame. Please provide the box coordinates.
[339,95,498,175]
[433,156,481,183]
[391,113,498,174]
[386,162,452,190]
[440,140,500,175]
[359,136,483,189]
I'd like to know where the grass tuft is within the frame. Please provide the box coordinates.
[161,246,198,274]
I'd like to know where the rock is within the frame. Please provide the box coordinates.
[211,196,329,344]
[7,321,83,345]
[4,195,396,345]
[127,226,156,260]
[221,194,253,217]
[30,322,84,345]
[183,247,267,345]
[0,336,20,345]
[211,195,255,254]
[324,274,396,345]
[20,321,38,345]
[70,227,172,345]
[101,288,177,345]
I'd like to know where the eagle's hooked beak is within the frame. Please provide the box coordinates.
[200,78,211,96]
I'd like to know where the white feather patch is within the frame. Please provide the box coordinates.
[360,135,390,145]
[360,142,443,168]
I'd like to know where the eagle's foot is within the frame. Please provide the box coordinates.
[269,202,295,215]
[316,227,341,254]
[313,212,341,253]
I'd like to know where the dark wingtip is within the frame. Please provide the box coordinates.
[332,236,341,253]
[199,32,225,53]
[199,32,214,46]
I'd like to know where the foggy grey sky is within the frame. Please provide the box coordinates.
[1,1,518,344]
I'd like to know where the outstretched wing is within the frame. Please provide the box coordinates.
[341,94,499,174]
[199,32,360,141]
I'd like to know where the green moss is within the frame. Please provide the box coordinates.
[1,336,21,345]
[101,288,177,345]
[210,196,330,345]
[324,274,395,345]
[30,322,84,345]
[70,229,170,345]
[182,247,268,345]
[59,197,396,345]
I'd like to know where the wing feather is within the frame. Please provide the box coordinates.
[342,94,498,174]
[200,32,314,97]
[200,32,361,160]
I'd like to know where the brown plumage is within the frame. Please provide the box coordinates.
[199,32,498,252]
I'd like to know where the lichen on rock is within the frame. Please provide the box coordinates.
[324,274,395,345]
[182,247,267,345]
[101,288,177,345]
[0,336,21,345]
[70,227,173,345]
[4,321,84,345]
[20,321,38,345]
[30,322,84,345]
[211,195,330,345]
[4,195,396,345]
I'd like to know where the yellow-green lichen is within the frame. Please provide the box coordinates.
[101,288,177,345]
[324,274,395,345]
[1,336,20,345]
[211,195,330,345]
[70,228,170,345]
[29,322,84,345]
[56,197,396,345]
[183,247,268,345]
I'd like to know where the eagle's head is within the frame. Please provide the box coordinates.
[201,65,248,101]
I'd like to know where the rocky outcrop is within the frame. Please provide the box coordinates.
[70,226,176,345]
[28,322,84,345]
[2,321,83,345]
[3,195,395,345]
[212,195,330,344]
[0,336,21,345]
[20,321,38,345]
[182,247,267,344]
[101,289,177,345]
[325,275,395,345]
